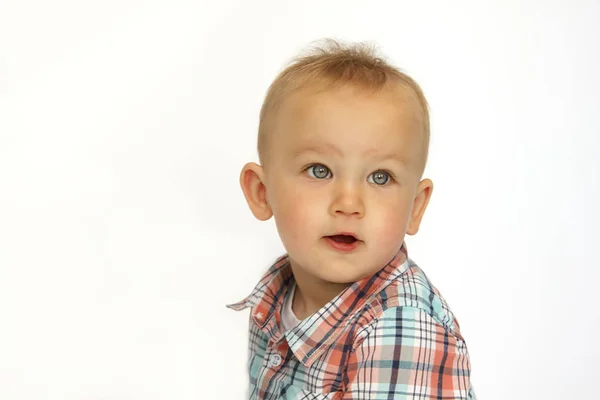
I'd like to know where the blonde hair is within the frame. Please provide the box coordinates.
[258,39,430,174]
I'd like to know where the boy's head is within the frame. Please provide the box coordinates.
[240,39,433,285]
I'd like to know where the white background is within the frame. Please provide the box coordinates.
[1,0,599,399]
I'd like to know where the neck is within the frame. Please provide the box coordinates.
[289,260,352,320]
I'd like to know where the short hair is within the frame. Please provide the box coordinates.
[257,39,430,174]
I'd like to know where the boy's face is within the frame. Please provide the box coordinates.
[242,84,432,285]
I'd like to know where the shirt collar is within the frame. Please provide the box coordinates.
[227,242,410,367]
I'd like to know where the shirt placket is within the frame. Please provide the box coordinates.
[259,337,291,399]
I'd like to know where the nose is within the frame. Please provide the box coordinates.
[329,181,365,218]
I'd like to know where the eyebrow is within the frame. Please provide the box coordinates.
[293,143,343,157]
[293,143,408,166]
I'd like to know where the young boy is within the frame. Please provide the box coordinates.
[227,40,475,399]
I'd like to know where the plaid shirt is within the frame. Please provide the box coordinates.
[227,243,475,399]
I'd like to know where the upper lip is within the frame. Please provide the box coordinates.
[326,231,361,241]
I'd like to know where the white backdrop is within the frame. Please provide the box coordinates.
[1,0,599,399]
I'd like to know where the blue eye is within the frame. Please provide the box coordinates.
[307,164,331,179]
[368,170,391,185]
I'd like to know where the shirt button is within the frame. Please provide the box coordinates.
[269,353,282,367]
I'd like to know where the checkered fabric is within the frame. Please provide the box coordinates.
[227,243,475,399]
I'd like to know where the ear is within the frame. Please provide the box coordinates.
[239,162,273,221]
[406,178,433,235]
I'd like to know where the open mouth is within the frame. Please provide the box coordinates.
[324,234,361,252]
[327,234,358,244]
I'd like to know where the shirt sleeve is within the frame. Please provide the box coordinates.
[342,306,475,399]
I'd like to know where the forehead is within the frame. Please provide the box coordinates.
[271,84,425,166]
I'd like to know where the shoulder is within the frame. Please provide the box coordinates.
[345,303,474,399]
[353,258,465,348]
[343,261,474,398]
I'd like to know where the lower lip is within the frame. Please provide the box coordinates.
[324,237,361,252]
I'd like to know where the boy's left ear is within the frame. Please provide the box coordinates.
[406,178,433,235]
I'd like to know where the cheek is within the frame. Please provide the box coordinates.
[368,195,413,237]
[272,184,326,242]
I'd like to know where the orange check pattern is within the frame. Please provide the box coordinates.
[227,243,475,399]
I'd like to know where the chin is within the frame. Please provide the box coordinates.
[312,264,377,285]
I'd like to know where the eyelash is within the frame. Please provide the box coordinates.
[302,163,396,185]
